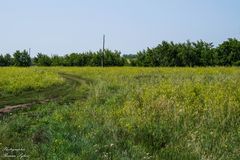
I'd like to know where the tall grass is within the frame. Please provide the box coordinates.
[0,67,239,159]
[0,67,64,95]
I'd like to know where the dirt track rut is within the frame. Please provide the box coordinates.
[0,73,88,117]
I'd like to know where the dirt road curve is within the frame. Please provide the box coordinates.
[0,73,88,117]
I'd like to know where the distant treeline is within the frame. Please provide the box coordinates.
[0,50,126,67]
[1,38,240,67]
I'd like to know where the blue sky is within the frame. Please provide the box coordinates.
[0,0,239,56]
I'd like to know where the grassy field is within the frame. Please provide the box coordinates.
[0,67,240,159]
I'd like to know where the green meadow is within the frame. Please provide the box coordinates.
[0,67,239,159]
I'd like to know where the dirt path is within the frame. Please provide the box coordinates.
[0,73,89,117]
[0,99,52,116]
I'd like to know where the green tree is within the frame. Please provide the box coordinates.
[0,55,5,66]
[34,53,52,66]
[0,54,13,66]
[51,55,65,66]
[103,49,125,66]
[192,40,215,66]
[13,50,31,66]
[4,54,13,66]
[216,38,240,66]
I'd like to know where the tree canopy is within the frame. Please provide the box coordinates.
[13,50,31,67]
[1,38,240,67]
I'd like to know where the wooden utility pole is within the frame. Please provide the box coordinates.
[29,48,31,56]
[102,35,105,67]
